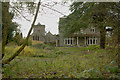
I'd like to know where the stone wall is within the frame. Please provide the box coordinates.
[32,23,46,42]
[45,32,56,43]
[31,23,56,43]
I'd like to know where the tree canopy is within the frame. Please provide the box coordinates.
[61,2,119,35]
[59,2,119,49]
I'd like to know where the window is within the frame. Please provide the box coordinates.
[93,39,95,44]
[86,37,97,45]
[35,35,37,40]
[64,38,74,45]
[68,39,70,44]
[88,39,89,44]
[71,39,72,44]
[93,37,95,44]
[38,36,39,40]
[90,39,92,44]
[65,40,67,44]
[91,27,95,32]
[33,36,34,40]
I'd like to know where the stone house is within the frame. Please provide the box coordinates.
[46,31,56,43]
[31,23,56,43]
[57,18,100,47]
[31,20,112,47]
[31,23,45,42]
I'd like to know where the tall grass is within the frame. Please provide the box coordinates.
[3,45,119,78]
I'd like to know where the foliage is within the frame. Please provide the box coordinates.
[14,32,24,46]
[3,46,119,78]
[3,64,11,77]
[44,42,56,47]
[59,2,94,37]
[87,45,100,50]
[0,25,1,41]
[6,13,20,44]
[60,2,119,49]
[81,68,101,78]
[2,10,20,44]
[32,55,44,57]
[32,43,55,50]
[26,38,32,46]
[6,41,17,46]
[55,50,69,55]
[55,50,64,54]
[31,43,43,48]
[2,1,41,65]
[10,2,37,17]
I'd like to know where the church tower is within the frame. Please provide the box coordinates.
[32,23,45,42]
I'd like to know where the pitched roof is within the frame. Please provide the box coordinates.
[47,31,52,35]
[34,22,45,28]
[37,22,42,26]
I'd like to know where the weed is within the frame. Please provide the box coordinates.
[3,46,119,78]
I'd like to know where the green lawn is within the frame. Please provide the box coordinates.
[3,45,119,78]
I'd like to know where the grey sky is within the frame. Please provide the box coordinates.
[13,2,72,37]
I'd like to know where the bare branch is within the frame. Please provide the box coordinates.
[41,4,67,16]
[10,5,31,22]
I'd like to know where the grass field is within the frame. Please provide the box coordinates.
[2,44,119,78]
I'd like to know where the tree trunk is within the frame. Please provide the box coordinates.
[2,1,41,65]
[118,25,120,68]
[117,12,120,67]
[0,3,2,42]
[2,2,10,59]
[100,25,106,49]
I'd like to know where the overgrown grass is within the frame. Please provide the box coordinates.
[3,44,119,78]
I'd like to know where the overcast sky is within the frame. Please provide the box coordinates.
[13,1,72,37]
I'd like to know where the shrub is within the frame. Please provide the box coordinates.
[55,51,64,54]
[32,43,43,48]
[4,46,16,59]
[104,61,119,75]
[42,44,48,49]
[55,50,69,55]
[26,38,32,46]
[14,33,24,46]
[19,46,34,56]
[32,55,44,57]
[32,43,53,50]
[6,41,17,46]
[3,64,11,77]
[82,68,101,78]
[44,42,56,46]
[87,45,100,50]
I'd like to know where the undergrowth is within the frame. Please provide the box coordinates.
[3,44,119,78]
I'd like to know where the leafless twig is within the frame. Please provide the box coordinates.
[41,4,67,17]
[10,5,31,22]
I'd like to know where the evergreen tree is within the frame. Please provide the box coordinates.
[6,12,20,44]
